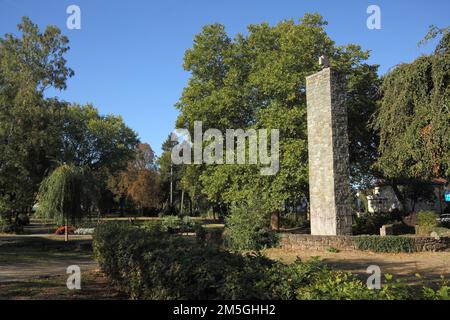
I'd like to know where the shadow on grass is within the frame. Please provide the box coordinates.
[0,236,93,265]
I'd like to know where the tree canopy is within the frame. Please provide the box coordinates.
[0,17,139,226]
[373,27,449,180]
[175,13,380,213]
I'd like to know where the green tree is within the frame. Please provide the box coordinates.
[176,14,380,215]
[36,164,94,241]
[372,27,449,209]
[373,27,449,180]
[0,17,139,228]
[0,17,73,226]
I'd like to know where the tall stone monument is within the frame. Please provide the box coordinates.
[306,65,353,235]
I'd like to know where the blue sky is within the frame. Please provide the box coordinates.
[1,0,449,154]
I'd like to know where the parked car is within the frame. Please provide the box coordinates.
[437,214,450,227]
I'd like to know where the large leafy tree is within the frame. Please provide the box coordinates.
[36,164,94,241]
[175,14,380,213]
[0,17,139,226]
[373,27,449,180]
[0,17,73,223]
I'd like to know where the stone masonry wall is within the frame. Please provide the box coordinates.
[279,233,450,252]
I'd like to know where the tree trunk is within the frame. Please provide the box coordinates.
[65,217,69,242]
[180,189,185,215]
[391,179,406,212]
[271,211,280,231]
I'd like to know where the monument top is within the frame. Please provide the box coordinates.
[319,55,330,68]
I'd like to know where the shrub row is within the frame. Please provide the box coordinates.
[93,222,449,300]
[354,235,416,253]
[142,216,200,234]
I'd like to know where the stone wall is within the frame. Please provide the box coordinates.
[414,237,450,252]
[279,234,356,251]
[279,233,450,252]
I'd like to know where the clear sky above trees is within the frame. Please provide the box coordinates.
[0,0,449,154]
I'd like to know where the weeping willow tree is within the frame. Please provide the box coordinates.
[372,27,450,180]
[37,164,95,241]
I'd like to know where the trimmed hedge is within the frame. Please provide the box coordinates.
[355,235,416,253]
[417,211,439,228]
[93,222,278,299]
[93,222,449,300]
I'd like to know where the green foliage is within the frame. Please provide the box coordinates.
[354,235,416,253]
[93,222,272,299]
[0,17,73,223]
[93,224,448,300]
[0,17,138,227]
[146,216,200,233]
[352,212,400,235]
[415,225,450,237]
[373,28,450,179]
[422,276,450,300]
[327,247,339,253]
[0,215,22,233]
[36,164,94,225]
[16,213,30,226]
[224,200,278,251]
[141,220,163,233]
[417,210,439,228]
[279,212,309,229]
[160,215,182,233]
[177,13,380,211]
[297,270,413,300]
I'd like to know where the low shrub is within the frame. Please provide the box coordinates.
[0,220,22,233]
[93,222,274,299]
[160,215,181,233]
[391,222,415,235]
[196,226,223,247]
[352,212,401,235]
[93,223,449,300]
[354,235,416,253]
[417,211,439,228]
[224,201,278,251]
[279,212,309,229]
[296,270,414,300]
[158,216,199,233]
[141,219,163,233]
[415,225,450,237]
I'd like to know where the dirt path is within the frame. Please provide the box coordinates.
[264,248,450,283]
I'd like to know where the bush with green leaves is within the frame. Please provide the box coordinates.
[158,215,199,233]
[224,200,278,251]
[352,212,401,235]
[279,212,309,229]
[93,223,449,300]
[354,235,416,253]
[417,210,439,228]
[296,270,414,300]
[141,219,163,233]
[93,222,273,299]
